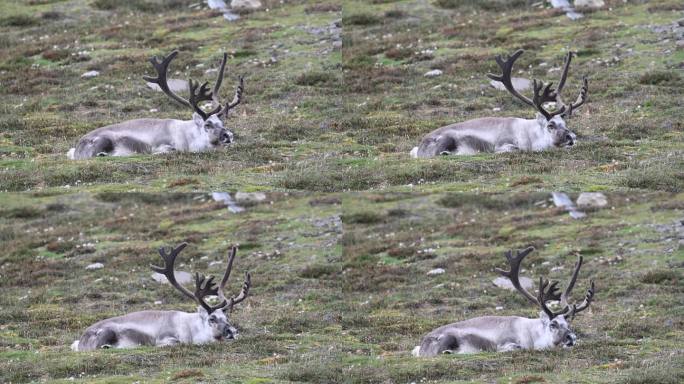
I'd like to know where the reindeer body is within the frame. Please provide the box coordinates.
[68,115,231,159]
[413,247,594,357]
[413,315,572,356]
[72,309,236,351]
[68,50,243,160]
[71,243,251,352]
[411,50,587,158]
[410,115,575,158]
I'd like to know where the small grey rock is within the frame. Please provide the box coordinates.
[490,77,531,91]
[565,10,584,20]
[550,0,571,7]
[223,11,240,21]
[85,262,104,270]
[231,0,261,10]
[235,192,267,204]
[577,192,608,208]
[151,271,193,285]
[81,70,100,78]
[493,276,534,291]
[147,79,188,93]
[574,0,605,8]
[552,192,576,209]
[424,69,443,78]
[551,192,587,219]
[208,0,228,10]
[427,268,445,276]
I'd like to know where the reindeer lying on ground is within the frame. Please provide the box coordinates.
[413,247,595,356]
[71,243,251,351]
[411,50,588,158]
[68,51,243,159]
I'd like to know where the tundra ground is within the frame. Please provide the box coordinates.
[0,0,682,192]
[1,191,682,383]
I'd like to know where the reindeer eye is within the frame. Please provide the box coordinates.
[550,322,558,329]
[209,317,216,324]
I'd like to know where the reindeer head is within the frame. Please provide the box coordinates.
[539,312,576,347]
[151,243,251,341]
[144,51,244,148]
[488,50,588,148]
[496,247,595,348]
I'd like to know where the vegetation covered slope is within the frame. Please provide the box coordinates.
[0,0,682,193]
[0,0,342,192]
[337,191,683,383]
[1,191,682,383]
[0,192,343,383]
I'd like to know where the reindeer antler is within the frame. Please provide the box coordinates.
[151,243,250,314]
[217,246,251,312]
[193,273,228,314]
[497,248,595,320]
[188,79,220,120]
[553,51,589,118]
[496,246,538,305]
[151,242,196,301]
[144,50,242,121]
[487,50,571,121]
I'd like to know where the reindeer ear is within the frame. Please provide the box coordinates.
[539,311,551,324]
[197,306,209,319]
[192,113,205,128]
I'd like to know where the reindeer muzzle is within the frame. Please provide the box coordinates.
[563,134,575,147]
[563,333,577,347]
[220,132,233,145]
[223,326,238,340]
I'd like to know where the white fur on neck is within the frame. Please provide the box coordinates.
[529,318,555,350]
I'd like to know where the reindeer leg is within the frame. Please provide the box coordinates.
[114,136,152,156]
[497,342,523,352]
[152,144,177,154]
[495,143,520,153]
[157,336,180,347]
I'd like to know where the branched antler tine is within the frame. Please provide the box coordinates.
[227,76,244,109]
[212,52,228,105]
[219,76,244,118]
[568,280,594,319]
[228,272,251,310]
[486,49,535,108]
[150,242,196,302]
[532,80,566,120]
[559,256,583,308]
[537,277,557,318]
[142,50,192,108]
[566,77,588,117]
[188,79,221,120]
[495,247,539,306]
[556,51,574,96]
[538,277,568,319]
[217,246,238,303]
[545,280,562,302]
[193,273,226,313]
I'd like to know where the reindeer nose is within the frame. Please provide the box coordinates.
[565,334,576,346]
[565,134,574,145]
[223,327,237,339]
[220,132,232,144]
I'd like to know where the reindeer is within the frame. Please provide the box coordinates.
[71,243,251,351]
[410,50,588,158]
[68,51,243,159]
[413,247,595,356]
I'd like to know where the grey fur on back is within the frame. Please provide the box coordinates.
[411,115,576,158]
[76,310,169,351]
